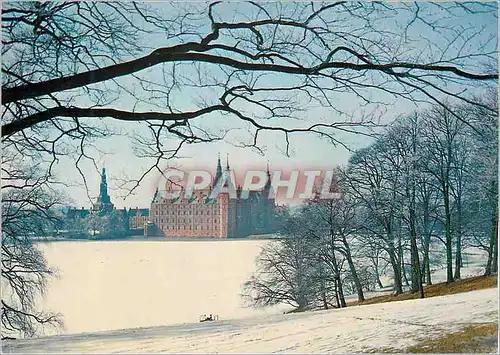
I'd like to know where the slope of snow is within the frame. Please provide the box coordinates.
[4,288,497,353]
[344,246,488,302]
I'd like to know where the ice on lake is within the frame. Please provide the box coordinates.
[37,239,283,336]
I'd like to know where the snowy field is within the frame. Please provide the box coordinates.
[4,240,496,353]
[33,240,285,335]
[3,288,497,353]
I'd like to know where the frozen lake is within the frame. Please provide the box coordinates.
[36,239,283,336]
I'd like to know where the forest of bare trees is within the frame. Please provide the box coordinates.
[244,94,498,310]
[1,1,497,338]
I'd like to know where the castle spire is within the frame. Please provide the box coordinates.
[100,166,110,203]
[226,153,230,170]
[152,186,159,203]
[93,165,114,212]
[214,153,223,186]
[264,160,272,194]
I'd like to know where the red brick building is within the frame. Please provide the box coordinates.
[148,157,275,238]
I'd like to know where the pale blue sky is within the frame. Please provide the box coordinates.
[50,2,497,209]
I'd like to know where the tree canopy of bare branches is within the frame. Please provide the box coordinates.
[2,1,497,192]
[1,151,64,338]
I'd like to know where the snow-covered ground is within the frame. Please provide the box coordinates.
[6,241,493,353]
[33,240,285,336]
[345,246,489,302]
[31,240,489,337]
[3,288,497,353]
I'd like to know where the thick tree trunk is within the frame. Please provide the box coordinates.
[319,262,329,310]
[321,288,328,310]
[372,248,384,288]
[426,253,432,285]
[399,238,410,287]
[375,263,384,288]
[485,178,498,276]
[443,185,454,283]
[421,235,432,285]
[328,231,346,307]
[408,124,424,297]
[337,276,347,307]
[410,236,424,297]
[333,280,340,308]
[409,221,424,297]
[388,245,403,294]
[408,181,424,298]
[454,199,463,279]
[420,215,432,285]
[342,235,365,302]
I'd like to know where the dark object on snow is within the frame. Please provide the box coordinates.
[199,313,219,322]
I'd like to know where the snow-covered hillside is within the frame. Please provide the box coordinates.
[3,288,497,353]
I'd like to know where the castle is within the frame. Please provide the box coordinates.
[66,157,276,238]
[147,156,276,238]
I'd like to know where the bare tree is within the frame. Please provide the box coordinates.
[448,110,477,280]
[345,144,405,294]
[304,181,366,302]
[465,88,498,276]
[416,166,440,285]
[360,239,388,289]
[1,151,64,338]
[242,215,319,310]
[420,104,470,283]
[383,114,424,296]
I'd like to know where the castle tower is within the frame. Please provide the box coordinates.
[92,167,114,213]
[152,186,159,203]
[263,162,272,197]
[213,153,223,187]
[262,162,275,233]
[99,167,111,204]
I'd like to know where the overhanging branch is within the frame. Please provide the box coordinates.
[3,45,497,105]
[2,105,228,137]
